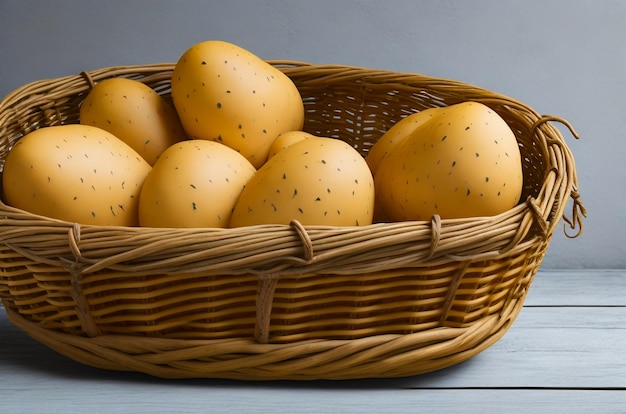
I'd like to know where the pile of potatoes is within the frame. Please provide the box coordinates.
[2,40,522,229]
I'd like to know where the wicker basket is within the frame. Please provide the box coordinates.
[0,61,585,380]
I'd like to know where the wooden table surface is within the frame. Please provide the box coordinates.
[1,269,624,413]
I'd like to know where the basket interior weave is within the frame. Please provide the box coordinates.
[0,61,584,379]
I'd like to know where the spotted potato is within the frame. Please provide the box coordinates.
[80,77,187,165]
[171,40,304,168]
[375,101,523,221]
[2,124,151,226]
[230,136,374,227]
[138,140,256,228]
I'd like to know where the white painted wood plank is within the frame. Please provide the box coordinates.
[0,387,625,414]
[405,307,626,389]
[526,269,626,306]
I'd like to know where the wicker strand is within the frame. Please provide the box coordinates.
[530,115,585,238]
[564,190,586,238]
[79,71,96,90]
[254,274,280,344]
[289,219,314,262]
[68,223,83,262]
[439,259,471,325]
[61,223,101,337]
[525,196,549,236]
[62,259,101,337]
[531,115,580,140]
[426,215,441,260]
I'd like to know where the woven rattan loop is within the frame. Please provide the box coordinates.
[255,274,280,344]
[79,70,96,90]
[564,190,586,238]
[62,223,101,338]
[427,215,442,260]
[290,219,314,262]
[68,223,82,261]
[525,196,549,236]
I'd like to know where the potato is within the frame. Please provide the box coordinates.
[366,107,439,175]
[80,77,187,165]
[2,124,151,226]
[267,130,314,160]
[230,136,374,227]
[171,40,304,168]
[138,140,256,228]
[375,101,523,221]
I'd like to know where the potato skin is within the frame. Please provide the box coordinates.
[230,137,374,227]
[138,140,256,228]
[171,40,304,169]
[80,77,187,166]
[375,102,523,221]
[2,124,151,226]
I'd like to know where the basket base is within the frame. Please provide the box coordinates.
[4,297,524,380]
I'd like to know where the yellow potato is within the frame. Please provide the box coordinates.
[171,40,304,168]
[138,140,256,228]
[267,130,314,160]
[366,107,439,175]
[230,137,374,227]
[2,124,151,226]
[80,77,187,165]
[375,102,523,221]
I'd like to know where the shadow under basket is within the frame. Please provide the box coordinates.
[0,61,585,380]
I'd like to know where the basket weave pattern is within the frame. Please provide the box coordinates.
[0,62,584,379]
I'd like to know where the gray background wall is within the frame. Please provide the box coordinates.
[0,0,623,269]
